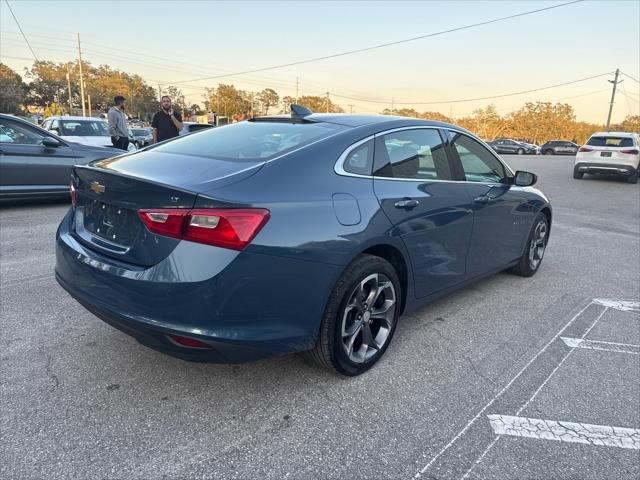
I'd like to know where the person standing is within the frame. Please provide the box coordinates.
[151,96,183,143]
[107,96,130,150]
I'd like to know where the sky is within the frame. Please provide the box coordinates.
[1,0,639,123]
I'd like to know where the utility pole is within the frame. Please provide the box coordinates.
[66,63,73,115]
[295,77,299,104]
[348,104,354,114]
[391,97,394,114]
[606,68,622,131]
[326,92,330,113]
[157,83,162,101]
[77,33,86,117]
[88,94,92,117]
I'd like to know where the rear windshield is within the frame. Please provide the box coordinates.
[60,120,109,136]
[587,136,634,147]
[132,128,151,135]
[152,120,346,161]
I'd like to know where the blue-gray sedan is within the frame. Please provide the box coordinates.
[55,107,551,375]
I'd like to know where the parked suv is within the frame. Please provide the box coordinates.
[540,140,579,155]
[487,138,536,155]
[574,132,639,184]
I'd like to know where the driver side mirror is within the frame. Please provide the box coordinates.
[514,170,537,187]
[42,137,61,148]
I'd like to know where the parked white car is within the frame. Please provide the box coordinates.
[42,116,137,153]
[574,132,640,184]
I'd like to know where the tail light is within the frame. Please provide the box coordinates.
[620,149,639,154]
[578,147,593,152]
[138,208,270,251]
[167,334,211,349]
[70,180,77,206]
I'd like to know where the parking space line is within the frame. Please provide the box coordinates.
[459,304,610,480]
[487,415,640,450]
[593,298,640,313]
[413,300,596,479]
[561,337,640,355]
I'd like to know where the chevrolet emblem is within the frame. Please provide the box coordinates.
[90,181,105,194]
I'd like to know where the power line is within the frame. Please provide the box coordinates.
[331,72,613,105]
[621,71,639,84]
[4,0,39,61]
[166,0,585,85]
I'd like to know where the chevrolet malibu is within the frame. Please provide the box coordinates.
[55,107,552,376]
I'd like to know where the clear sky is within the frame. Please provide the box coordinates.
[1,0,639,123]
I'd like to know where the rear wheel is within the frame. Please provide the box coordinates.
[510,213,549,277]
[626,170,638,184]
[573,167,584,179]
[305,254,401,376]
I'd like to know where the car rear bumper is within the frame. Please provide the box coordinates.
[55,208,340,363]
[575,162,637,176]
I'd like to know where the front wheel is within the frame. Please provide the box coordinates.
[305,254,401,376]
[544,149,555,155]
[517,148,524,155]
[510,213,549,277]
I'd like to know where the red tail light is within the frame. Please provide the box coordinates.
[70,180,77,206]
[138,208,270,251]
[620,149,639,154]
[578,147,593,152]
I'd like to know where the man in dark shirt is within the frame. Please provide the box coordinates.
[151,96,184,143]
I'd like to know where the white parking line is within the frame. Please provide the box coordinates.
[593,298,640,313]
[561,337,640,355]
[488,414,640,450]
[413,300,596,479]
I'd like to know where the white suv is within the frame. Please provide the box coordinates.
[574,132,640,184]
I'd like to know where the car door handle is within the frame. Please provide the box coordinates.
[394,199,419,209]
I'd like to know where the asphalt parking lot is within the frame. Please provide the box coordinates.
[1,154,639,480]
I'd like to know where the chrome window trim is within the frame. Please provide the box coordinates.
[334,125,515,184]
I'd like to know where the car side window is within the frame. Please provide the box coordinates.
[374,129,452,180]
[343,140,373,176]
[449,130,506,183]
[0,119,46,145]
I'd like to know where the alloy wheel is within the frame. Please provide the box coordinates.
[528,220,547,270]
[341,273,396,363]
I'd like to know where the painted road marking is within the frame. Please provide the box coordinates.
[561,337,640,355]
[413,300,597,479]
[488,414,640,450]
[593,298,640,313]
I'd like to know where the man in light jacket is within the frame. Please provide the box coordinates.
[107,96,129,150]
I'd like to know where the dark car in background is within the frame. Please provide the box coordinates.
[55,108,551,376]
[130,127,153,148]
[0,114,123,200]
[487,138,536,155]
[541,140,579,155]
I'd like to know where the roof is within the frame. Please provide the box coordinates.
[590,131,638,137]
[45,116,106,121]
[252,112,462,130]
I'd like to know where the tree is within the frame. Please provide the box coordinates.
[457,104,508,140]
[616,115,640,132]
[296,95,344,113]
[0,63,26,113]
[257,88,279,115]
[203,84,252,119]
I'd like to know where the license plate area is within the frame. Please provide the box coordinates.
[600,151,612,157]
[83,200,138,246]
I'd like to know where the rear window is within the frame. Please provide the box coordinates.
[587,136,634,147]
[152,121,345,161]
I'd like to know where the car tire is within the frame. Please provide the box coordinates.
[626,170,639,184]
[517,148,524,155]
[544,149,554,155]
[573,167,584,179]
[305,254,401,376]
[509,213,549,278]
